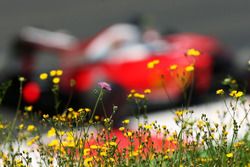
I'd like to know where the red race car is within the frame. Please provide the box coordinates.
[4,23,232,117]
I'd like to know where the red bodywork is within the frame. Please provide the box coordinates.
[18,27,220,104]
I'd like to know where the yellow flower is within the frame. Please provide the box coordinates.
[186,48,201,57]
[147,59,160,69]
[130,89,136,93]
[147,62,155,69]
[134,93,145,99]
[27,125,36,132]
[25,105,33,112]
[185,65,195,72]
[144,89,151,94]
[119,127,125,131]
[100,151,107,157]
[125,131,133,137]
[229,90,237,97]
[226,152,233,158]
[85,108,91,113]
[216,89,224,95]
[26,136,39,146]
[122,119,130,124]
[233,141,245,148]
[40,73,48,80]
[52,77,60,84]
[169,64,178,71]
[90,145,100,149]
[175,110,184,117]
[18,124,24,130]
[56,70,63,76]
[50,70,56,77]
[84,148,90,156]
[48,139,60,147]
[127,93,133,98]
[19,77,25,82]
[109,141,117,146]
[129,151,139,157]
[94,115,100,120]
[43,114,49,119]
[84,157,93,167]
[229,90,244,98]
[0,123,5,129]
[144,124,152,130]
[47,127,56,137]
[235,91,244,98]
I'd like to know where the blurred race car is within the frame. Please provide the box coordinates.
[3,23,233,118]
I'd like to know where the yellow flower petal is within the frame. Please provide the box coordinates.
[40,73,48,80]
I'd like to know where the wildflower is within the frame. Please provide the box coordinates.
[235,91,244,98]
[27,136,39,146]
[144,89,151,94]
[229,90,244,98]
[129,151,139,157]
[48,139,59,147]
[127,93,133,98]
[144,124,152,130]
[197,120,205,129]
[47,127,56,137]
[43,114,49,119]
[185,65,195,72]
[85,108,91,113]
[84,157,93,166]
[147,59,160,69]
[0,123,5,129]
[50,70,56,77]
[25,105,33,112]
[175,110,184,117]
[186,48,201,57]
[226,152,233,158]
[229,90,237,97]
[138,123,143,128]
[56,69,63,76]
[90,145,100,149]
[40,73,48,80]
[130,89,136,93]
[122,119,130,124]
[119,127,125,131]
[84,148,90,156]
[15,159,25,167]
[94,115,100,120]
[100,151,107,157]
[19,76,25,82]
[125,131,133,137]
[27,125,36,132]
[98,81,112,91]
[164,155,170,160]
[234,141,245,148]
[169,64,178,71]
[52,77,60,84]
[216,89,224,95]
[18,124,24,130]
[162,125,167,130]
[109,141,117,146]
[134,93,145,99]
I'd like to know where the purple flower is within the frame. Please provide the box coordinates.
[98,82,112,91]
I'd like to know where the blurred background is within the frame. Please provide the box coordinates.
[0,0,250,76]
[0,0,250,52]
[0,0,249,120]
